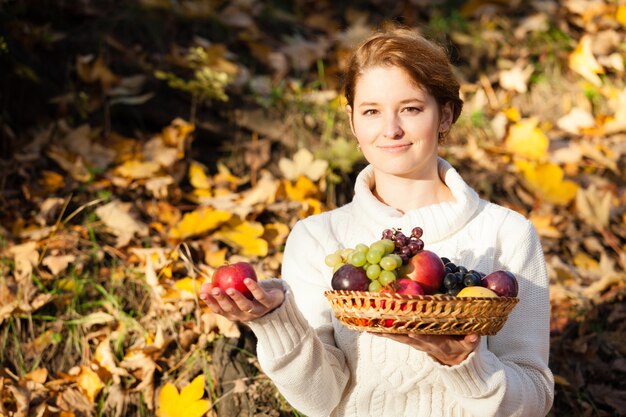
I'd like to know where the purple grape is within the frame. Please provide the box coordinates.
[395,234,408,247]
[382,229,393,240]
[411,227,423,238]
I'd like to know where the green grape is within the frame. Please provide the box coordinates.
[379,270,397,286]
[380,239,395,254]
[349,251,367,267]
[333,262,345,273]
[355,243,369,253]
[325,253,343,267]
[366,264,381,280]
[390,254,403,267]
[379,255,398,271]
[341,248,355,260]
[368,280,383,292]
[369,241,386,254]
[366,248,384,264]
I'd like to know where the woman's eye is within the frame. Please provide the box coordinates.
[363,109,378,116]
[403,106,421,113]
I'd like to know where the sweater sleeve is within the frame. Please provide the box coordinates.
[435,214,555,417]
[245,219,350,416]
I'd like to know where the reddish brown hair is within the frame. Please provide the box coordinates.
[343,26,463,124]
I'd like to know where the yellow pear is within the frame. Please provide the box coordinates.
[457,286,498,298]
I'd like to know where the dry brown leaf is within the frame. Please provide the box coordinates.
[120,351,156,410]
[575,185,612,230]
[201,311,240,339]
[95,200,149,247]
[41,254,76,276]
[7,241,38,283]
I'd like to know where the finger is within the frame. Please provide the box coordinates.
[223,287,256,312]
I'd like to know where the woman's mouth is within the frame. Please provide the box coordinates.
[378,143,412,153]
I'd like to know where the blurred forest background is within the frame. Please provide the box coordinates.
[1,0,625,416]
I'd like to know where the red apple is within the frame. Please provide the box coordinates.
[396,278,425,296]
[481,270,518,297]
[211,262,258,299]
[401,250,445,294]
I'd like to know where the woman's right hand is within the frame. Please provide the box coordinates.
[199,278,285,322]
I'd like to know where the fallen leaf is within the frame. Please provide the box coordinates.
[505,118,549,160]
[568,34,604,86]
[557,107,596,135]
[498,61,533,93]
[215,220,268,258]
[115,160,161,179]
[515,160,579,205]
[96,200,149,247]
[156,375,210,417]
[41,254,76,275]
[617,4,626,26]
[201,311,240,338]
[279,148,328,181]
[189,162,212,190]
[575,185,612,230]
[168,207,233,240]
[76,366,104,403]
[7,241,38,282]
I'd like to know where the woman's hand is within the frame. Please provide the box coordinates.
[199,278,285,322]
[373,333,480,366]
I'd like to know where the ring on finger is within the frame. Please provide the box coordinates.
[245,306,254,313]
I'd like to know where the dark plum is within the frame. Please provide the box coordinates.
[481,270,519,297]
[332,264,370,291]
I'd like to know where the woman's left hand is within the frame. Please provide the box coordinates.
[373,333,480,366]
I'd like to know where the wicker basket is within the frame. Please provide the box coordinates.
[324,290,519,335]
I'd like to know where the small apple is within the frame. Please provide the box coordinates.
[396,278,425,296]
[481,270,518,297]
[211,262,258,299]
[401,250,445,294]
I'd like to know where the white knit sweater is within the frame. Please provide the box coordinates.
[247,159,554,417]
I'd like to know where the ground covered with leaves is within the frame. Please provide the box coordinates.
[1,0,626,416]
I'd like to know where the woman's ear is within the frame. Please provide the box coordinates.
[439,102,454,134]
[346,105,356,136]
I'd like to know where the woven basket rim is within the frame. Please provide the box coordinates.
[323,289,519,335]
[324,289,519,301]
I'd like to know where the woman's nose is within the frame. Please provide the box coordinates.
[383,115,404,139]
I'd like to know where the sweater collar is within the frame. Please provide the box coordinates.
[352,157,480,243]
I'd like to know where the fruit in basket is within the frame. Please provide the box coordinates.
[332,264,370,291]
[481,270,519,297]
[396,278,425,296]
[211,262,258,299]
[457,286,498,298]
[401,250,445,294]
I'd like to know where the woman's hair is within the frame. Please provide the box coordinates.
[343,25,464,124]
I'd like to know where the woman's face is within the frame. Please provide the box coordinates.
[349,65,452,179]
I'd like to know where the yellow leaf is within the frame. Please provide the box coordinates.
[283,176,319,201]
[162,118,195,155]
[206,247,228,268]
[503,107,521,122]
[573,252,599,271]
[189,162,212,190]
[568,34,604,86]
[505,118,549,160]
[215,221,268,257]
[169,207,232,240]
[617,5,626,26]
[115,159,161,179]
[515,160,579,205]
[76,366,104,403]
[262,222,291,248]
[157,375,211,417]
[213,162,243,190]
[173,277,206,298]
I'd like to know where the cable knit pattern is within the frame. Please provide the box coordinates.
[246,158,554,417]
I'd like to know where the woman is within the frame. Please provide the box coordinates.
[200,26,554,417]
